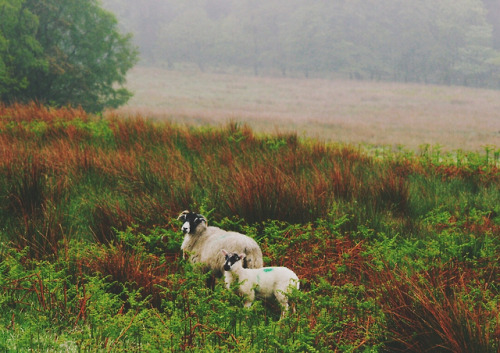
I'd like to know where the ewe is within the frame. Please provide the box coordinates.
[178,211,263,277]
[222,249,299,318]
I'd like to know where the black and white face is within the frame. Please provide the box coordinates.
[178,211,206,235]
[222,251,242,271]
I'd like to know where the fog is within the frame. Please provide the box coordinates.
[101,0,500,88]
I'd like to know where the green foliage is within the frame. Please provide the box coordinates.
[0,0,44,97]
[0,242,388,351]
[0,0,138,112]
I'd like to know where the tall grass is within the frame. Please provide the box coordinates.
[377,263,499,352]
[0,103,498,351]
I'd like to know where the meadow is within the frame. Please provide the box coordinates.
[0,102,499,352]
[115,67,500,152]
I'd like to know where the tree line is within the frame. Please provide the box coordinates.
[2,0,500,112]
[104,0,500,88]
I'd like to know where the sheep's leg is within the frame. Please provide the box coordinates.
[243,290,255,308]
[275,291,289,319]
[205,272,217,290]
[279,303,289,319]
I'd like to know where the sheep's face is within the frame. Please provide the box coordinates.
[222,250,245,271]
[177,211,207,235]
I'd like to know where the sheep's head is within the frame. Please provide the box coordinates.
[177,210,207,235]
[222,249,245,271]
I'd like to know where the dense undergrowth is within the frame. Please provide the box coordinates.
[0,103,498,352]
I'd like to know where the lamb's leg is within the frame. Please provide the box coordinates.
[243,290,255,308]
[275,291,289,319]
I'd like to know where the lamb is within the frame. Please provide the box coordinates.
[177,211,263,277]
[222,249,300,318]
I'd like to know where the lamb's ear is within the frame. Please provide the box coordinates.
[177,210,189,221]
[221,249,228,256]
[239,253,247,259]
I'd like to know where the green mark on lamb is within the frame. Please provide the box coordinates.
[263,268,273,272]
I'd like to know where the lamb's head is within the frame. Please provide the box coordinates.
[177,210,207,235]
[222,249,245,271]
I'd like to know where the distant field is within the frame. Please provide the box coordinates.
[112,66,500,152]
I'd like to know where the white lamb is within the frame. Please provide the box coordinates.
[177,211,263,277]
[222,249,300,318]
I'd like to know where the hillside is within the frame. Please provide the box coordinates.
[0,103,498,351]
[113,67,500,152]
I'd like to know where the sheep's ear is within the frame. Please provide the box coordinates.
[221,249,228,256]
[177,210,189,221]
[239,253,246,259]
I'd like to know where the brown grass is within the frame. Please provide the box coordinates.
[112,67,500,152]
[83,242,179,309]
[2,102,498,257]
[377,263,500,353]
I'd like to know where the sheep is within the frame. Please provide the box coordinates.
[177,211,263,278]
[222,249,300,318]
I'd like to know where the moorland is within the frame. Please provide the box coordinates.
[0,71,499,351]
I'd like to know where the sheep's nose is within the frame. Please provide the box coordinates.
[181,222,190,234]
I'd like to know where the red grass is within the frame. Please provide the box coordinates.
[0,103,497,257]
[0,102,87,123]
[82,242,181,309]
[375,264,499,353]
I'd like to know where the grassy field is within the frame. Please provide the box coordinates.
[113,67,500,152]
[0,103,498,352]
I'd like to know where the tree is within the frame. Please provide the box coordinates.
[102,0,500,88]
[0,0,44,99]
[0,0,138,113]
[482,0,500,49]
[158,5,216,72]
[101,0,175,65]
[286,4,330,77]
